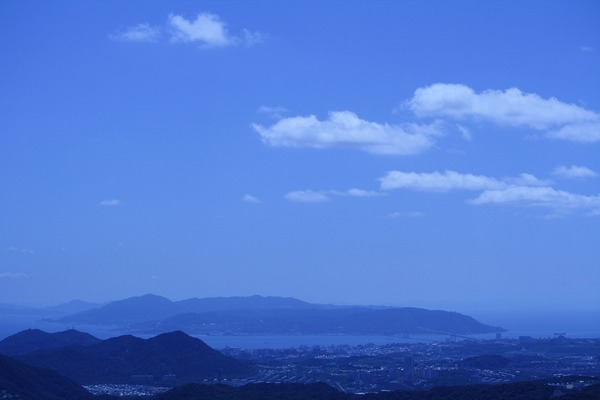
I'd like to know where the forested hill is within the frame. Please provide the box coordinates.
[0,328,100,356]
[1,330,255,385]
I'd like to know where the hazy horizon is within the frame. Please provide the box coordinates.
[2,1,599,315]
[2,292,600,344]
[4,292,600,320]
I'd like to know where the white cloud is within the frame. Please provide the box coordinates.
[285,190,329,203]
[580,45,594,52]
[379,170,505,191]
[552,165,597,179]
[253,111,440,155]
[167,13,262,47]
[0,272,28,279]
[99,199,120,206]
[379,169,599,215]
[407,83,598,129]
[469,186,600,215]
[242,194,260,203]
[168,13,234,47]
[111,13,262,48]
[111,23,161,42]
[405,83,600,142]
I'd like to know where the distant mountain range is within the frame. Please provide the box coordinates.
[54,294,504,336]
[0,329,255,385]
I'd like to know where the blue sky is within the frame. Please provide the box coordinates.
[1,1,599,314]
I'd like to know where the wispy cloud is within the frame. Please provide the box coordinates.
[504,173,551,187]
[99,199,120,207]
[547,121,600,143]
[242,194,260,203]
[285,190,330,203]
[552,165,597,179]
[258,105,288,119]
[285,188,384,203]
[0,272,28,279]
[6,245,34,254]
[332,188,384,197]
[111,12,263,48]
[404,83,600,142]
[456,124,472,141]
[379,170,506,191]
[242,29,265,46]
[111,23,161,42]
[469,186,600,216]
[580,45,594,53]
[254,111,441,155]
[388,211,425,218]
[380,169,598,216]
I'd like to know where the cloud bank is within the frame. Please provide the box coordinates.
[380,169,599,216]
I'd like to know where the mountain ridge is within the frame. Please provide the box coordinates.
[55,294,504,336]
[0,328,101,356]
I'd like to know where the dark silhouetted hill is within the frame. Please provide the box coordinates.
[0,328,100,356]
[0,353,93,400]
[18,330,255,384]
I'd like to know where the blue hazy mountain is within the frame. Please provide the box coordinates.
[42,300,102,316]
[57,294,503,335]
[59,294,317,324]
